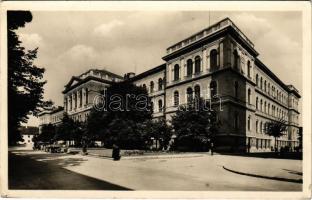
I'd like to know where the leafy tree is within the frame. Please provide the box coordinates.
[264,118,287,152]
[34,124,56,143]
[8,11,51,145]
[171,99,219,151]
[55,113,83,146]
[137,119,172,150]
[86,81,153,148]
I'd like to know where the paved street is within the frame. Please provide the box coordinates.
[9,148,302,191]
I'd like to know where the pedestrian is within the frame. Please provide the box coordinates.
[210,142,214,156]
[112,144,121,161]
[247,142,251,153]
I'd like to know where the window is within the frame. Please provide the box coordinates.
[268,83,270,95]
[174,64,180,81]
[158,78,163,91]
[142,84,147,90]
[79,90,83,107]
[256,74,259,86]
[260,122,263,133]
[74,93,77,108]
[248,115,251,131]
[210,81,217,98]
[194,85,200,99]
[210,49,218,70]
[158,100,163,112]
[187,59,193,76]
[268,103,270,115]
[85,88,88,104]
[150,81,154,93]
[264,101,267,113]
[150,101,154,111]
[195,56,201,74]
[233,50,240,70]
[264,80,267,92]
[187,87,193,104]
[248,88,251,104]
[247,60,251,77]
[260,99,263,111]
[260,77,263,89]
[256,120,258,133]
[256,97,258,110]
[234,81,239,98]
[234,112,239,129]
[174,91,179,107]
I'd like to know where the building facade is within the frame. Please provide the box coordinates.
[130,18,301,152]
[38,17,301,152]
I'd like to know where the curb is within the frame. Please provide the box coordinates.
[223,166,302,183]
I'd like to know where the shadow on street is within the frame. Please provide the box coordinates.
[9,151,131,190]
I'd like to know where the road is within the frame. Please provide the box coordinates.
[9,149,302,191]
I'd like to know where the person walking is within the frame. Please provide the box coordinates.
[112,144,121,161]
[210,142,214,156]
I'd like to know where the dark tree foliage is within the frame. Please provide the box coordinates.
[86,81,153,149]
[264,118,287,152]
[33,124,56,144]
[55,113,84,146]
[8,11,52,145]
[137,119,172,150]
[105,80,152,122]
[171,99,220,151]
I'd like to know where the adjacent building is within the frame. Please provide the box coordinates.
[38,17,301,152]
[18,126,39,146]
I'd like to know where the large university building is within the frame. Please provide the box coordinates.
[39,17,301,152]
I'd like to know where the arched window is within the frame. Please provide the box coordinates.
[248,115,251,131]
[268,103,270,114]
[210,49,218,70]
[264,101,267,113]
[268,83,270,95]
[142,84,147,90]
[256,97,258,110]
[260,77,263,89]
[248,88,251,104]
[264,80,267,92]
[158,99,163,112]
[256,120,258,133]
[256,74,259,86]
[233,50,240,70]
[260,99,263,111]
[260,121,263,133]
[210,81,217,98]
[150,81,154,93]
[187,87,193,104]
[174,64,180,81]
[174,91,179,107]
[194,85,200,99]
[195,56,201,74]
[247,60,251,78]
[158,78,163,91]
[234,81,239,98]
[187,59,193,76]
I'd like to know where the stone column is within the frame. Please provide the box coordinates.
[202,48,207,72]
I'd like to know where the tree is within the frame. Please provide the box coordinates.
[8,11,51,145]
[137,119,172,150]
[171,99,219,151]
[33,124,56,144]
[85,80,153,148]
[55,113,83,146]
[264,118,287,152]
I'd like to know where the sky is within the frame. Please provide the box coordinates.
[15,11,302,126]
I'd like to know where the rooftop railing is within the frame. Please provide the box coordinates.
[166,18,254,55]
